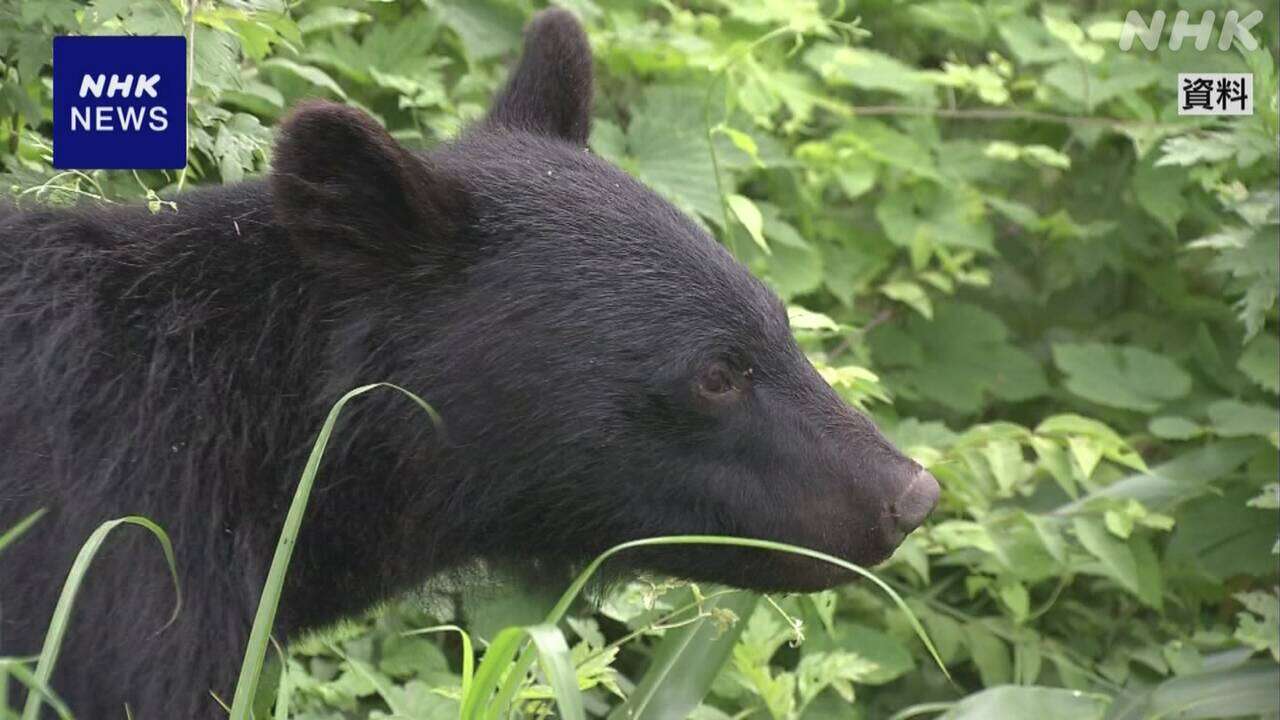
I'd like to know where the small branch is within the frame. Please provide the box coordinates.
[830,307,896,359]
[177,0,198,192]
[848,104,1153,128]
[802,90,1185,132]
[8,113,19,155]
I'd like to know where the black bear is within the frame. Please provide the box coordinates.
[0,9,938,718]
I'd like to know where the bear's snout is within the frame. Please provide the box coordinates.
[885,467,940,544]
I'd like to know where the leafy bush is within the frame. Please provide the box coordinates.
[1,0,1277,718]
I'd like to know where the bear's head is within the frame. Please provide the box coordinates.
[269,9,938,591]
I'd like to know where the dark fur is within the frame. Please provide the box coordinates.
[0,10,929,717]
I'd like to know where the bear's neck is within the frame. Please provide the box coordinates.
[34,183,463,635]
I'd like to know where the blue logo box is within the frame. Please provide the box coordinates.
[53,36,187,170]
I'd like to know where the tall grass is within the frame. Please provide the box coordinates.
[17,517,178,720]
[5,383,942,719]
[228,382,442,719]
[227,383,945,719]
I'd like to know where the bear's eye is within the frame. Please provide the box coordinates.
[697,362,740,399]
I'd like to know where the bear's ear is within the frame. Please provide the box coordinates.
[270,102,464,285]
[486,8,593,146]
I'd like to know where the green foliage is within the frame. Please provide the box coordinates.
[1,0,1277,718]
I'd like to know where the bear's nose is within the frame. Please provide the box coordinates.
[891,468,940,534]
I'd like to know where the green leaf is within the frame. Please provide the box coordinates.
[818,623,915,685]
[728,194,769,254]
[260,58,347,98]
[1189,220,1279,342]
[795,651,878,706]
[832,120,937,179]
[463,584,557,643]
[912,604,965,665]
[982,439,1032,495]
[1030,437,1082,498]
[788,306,843,333]
[1041,14,1103,63]
[377,634,448,679]
[1052,343,1192,412]
[983,141,1069,168]
[625,86,724,225]
[1238,333,1280,394]
[963,624,1011,687]
[1166,485,1280,581]
[1207,399,1280,443]
[835,154,877,199]
[609,593,757,720]
[1042,56,1160,109]
[1133,158,1187,235]
[1057,441,1254,519]
[879,281,933,319]
[434,0,523,61]
[939,685,1109,719]
[997,581,1029,622]
[297,7,370,35]
[876,184,994,254]
[1234,591,1280,661]
[384,680,459,718]
[1130,533,1164,611]
[759,217,822,299]
[1148,416,1203,440]
[908,1,989,43]
[997,16,1072,65]
[1073,517,1143,600]
[803,44,933,98]
[715,126,762,167]
[873,303,1047,414]
[222,81,285,117]
[1109,660,1279,720]
[1248,483,1280,510]
[987,512,1065,581]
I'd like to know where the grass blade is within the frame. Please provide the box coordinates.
[269,639,291,720]
[228,383,441,720]
[402,624,475,701]
[464,624,583,720]
[0,509,48,556]
[20,516,179,720]
[521,623,583,720]
[462,626,527,720]
[553,536,944,669]
[499,534,951,716]
[2,660,72,720]
[607,591,758,720]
